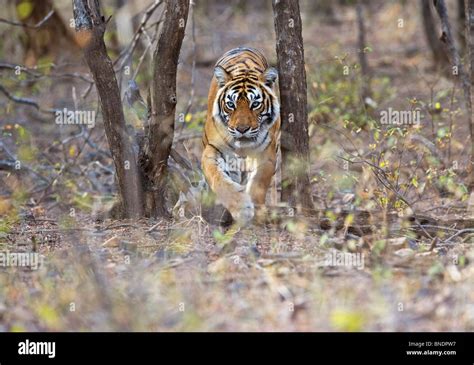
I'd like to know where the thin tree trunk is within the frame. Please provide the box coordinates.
[459,0,466,52]
[17,0,79,67]
[145,0,189,217]
[73,0,144,218]
[467,0,474,85]
[466,0,474,189]
[272,0,314,210]
[433,0,474,190]
[421,0,449,69]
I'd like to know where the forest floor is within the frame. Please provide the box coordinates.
[2,214,473,331]
[1,1,473,331]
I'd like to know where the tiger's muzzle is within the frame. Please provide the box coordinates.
[228,126,260,140]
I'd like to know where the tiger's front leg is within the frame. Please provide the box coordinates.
[202,145,254,225]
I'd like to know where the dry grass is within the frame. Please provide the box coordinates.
[1,214,473,332]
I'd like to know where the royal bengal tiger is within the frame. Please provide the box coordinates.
[202,47,280,225]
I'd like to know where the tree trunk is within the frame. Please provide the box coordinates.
[356,1,371,101]
[272,0,314,210]
[466,0,474,85]
[466,0,474,191]
[145,0,189,217]
[433,0,474,190]
[73,0,144,218]
[459,0,466,53]
[421,0,449,69]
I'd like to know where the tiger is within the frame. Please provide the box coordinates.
[202,47,280,225]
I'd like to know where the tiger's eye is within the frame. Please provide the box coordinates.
[251,101,261,109]
[226,101,235,109]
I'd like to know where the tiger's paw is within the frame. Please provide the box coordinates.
[254,205,268,225]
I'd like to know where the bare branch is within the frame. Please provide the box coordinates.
[0,84,57,114]
[0,62,94,85]
[114,0,164,71]
[0,9,54,29]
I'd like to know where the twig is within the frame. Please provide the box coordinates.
[0,141,51,184]
[114,0,163,71]
[0,62,41,77]
[146,220,164,233]
[0,9,54,29]
[0,84,57,114]
[131,20,162,81]
[444,228,474,242]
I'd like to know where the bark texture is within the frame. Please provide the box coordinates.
[144,0,189,217]
[434,0,473,189]
[356,1,371,101]
[272,0,314,210]
[421,0,449,69]
[465,0,474,188]
[73,0,144,218]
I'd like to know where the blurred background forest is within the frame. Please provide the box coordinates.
[0,0,474,331]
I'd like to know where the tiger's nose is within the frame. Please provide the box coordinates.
[236,126,250,134]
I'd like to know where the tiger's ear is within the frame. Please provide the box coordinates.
[214,66,230,87]
[261,67,278,87]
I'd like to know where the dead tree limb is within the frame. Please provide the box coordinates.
[144,0,189,217]
[73,0,144,218]
[272,0,314,210]
[433,0,474,189]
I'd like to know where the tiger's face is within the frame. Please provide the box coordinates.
[212,65,279,148]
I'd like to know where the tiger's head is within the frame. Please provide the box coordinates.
[212,66,279,146]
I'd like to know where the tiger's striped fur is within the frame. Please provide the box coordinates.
[202,47,280,225]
